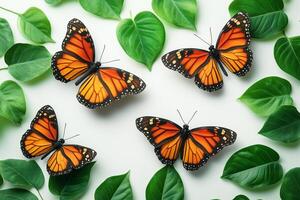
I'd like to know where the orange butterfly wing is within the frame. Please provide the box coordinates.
[77,67,146,109]
[217,12,252,76]
[182,127,236,170]
[47,145,97,176]
[20,105,58,158]
[136,117,182,165]
[51,18,95,82]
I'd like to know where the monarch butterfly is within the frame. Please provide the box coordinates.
[51,18,146,109]
[161,12,252,92]
[136,111,236,170]
[20,105,97,176]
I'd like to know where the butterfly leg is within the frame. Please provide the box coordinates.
[217,60,228,76]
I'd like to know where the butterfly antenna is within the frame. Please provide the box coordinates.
[187,111,198,125]
[193,33,211,46]
[65,134,80,141]
[99,44,106,62]
[102,59,120,64]
[177,109,186,124]
[62,123,67,139]
[209,27,213,46]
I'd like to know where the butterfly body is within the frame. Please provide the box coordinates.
[75,61,101,86]
[41,138,65,160]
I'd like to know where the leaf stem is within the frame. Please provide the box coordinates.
[0,6,20,16]
[0,67,8,71]
[35,188,44,200]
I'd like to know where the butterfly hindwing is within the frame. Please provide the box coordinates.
[136,117,182,165]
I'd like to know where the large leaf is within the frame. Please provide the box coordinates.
[18,7,54,44]
[152,0,197,30]
[49,162,95,200]
[222,144,283,189]
[229,0,288,39]
[233,195,250,200]
[0,189,38,200]
[274,36,300,80]
[5,43,51,82]
[146,166,184,200]
[259,106,300,143]
[0,159,44,189]
[280,168,300,200]
[0,80,26,125]
[79,0,124,19]
[94,171,133,200]
[0,18,14,57]
[117,11,165,70]
[239,76,293,117]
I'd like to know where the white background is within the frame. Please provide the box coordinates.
[0,0,300,199]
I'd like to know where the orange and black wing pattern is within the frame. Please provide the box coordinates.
[217,12,252,76]
[136,117,182,165]
[47,145,97,176]
[182,127,236,170]
[51,18,95,82]
[162,49,210,78]
[20,105,58,158]
[77,67,146,109]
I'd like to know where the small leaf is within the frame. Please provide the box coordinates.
[18,7,54,44]
[79,0,124,19]
[152,0,197,30]
[0,18,14,57]
[0,80,26,125]
[49,162,95,200]
[45,0,63,5]
[94,171,133,200]
[0,189,38,200]
[146,166,184,200]
[117,11,165,70]
[259,106,300,143]
[222,144,283,189]
[280,168,300,200]
[233,195,250,200]
[239,76,293,117]
[274,35,300,80]
[0,159,44,189]
[5,43,51,82]
[229,0,288,39]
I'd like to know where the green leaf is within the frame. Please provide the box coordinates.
[152,0,197,30]
[94,171,133,200]
[18,7,54,44]
[116,11,165,70]
[229,0,288,39]
[79,0,124,19]
[274,35,300,80]
[5,43,51,82]
[0,80,26,125]
[45,0,63,5]
[0,159,44,189]
[239,76,293,117]
[222,144,283,189]
[0,174,3,186]
[280,168,300,200]
[259,106,300,143]
[233,195,250,200]
[0,189,38,200]
[0,18,14,57]
[49,162,95,200]
[146,166,184,200]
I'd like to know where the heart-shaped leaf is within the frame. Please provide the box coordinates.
[117,11,165,70]
[79,0,124,20]
[152,0,197,30]
[5,43,51,82]
[146,166,184,200]
[222,144,283,189]
[18,7,54,44]
[239,76,293,117]
[233,195,249,200]
[49,162,95,200]
[259,106,300,143]
[0,189,38,200]
[280,168,300,200]
[0,159,44,189]
[229,0,288,39]
[0,18,14,57]
[94,171,133,200]
[274,35,300,80]
[45,0,63,5]
[0,80,26,125]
